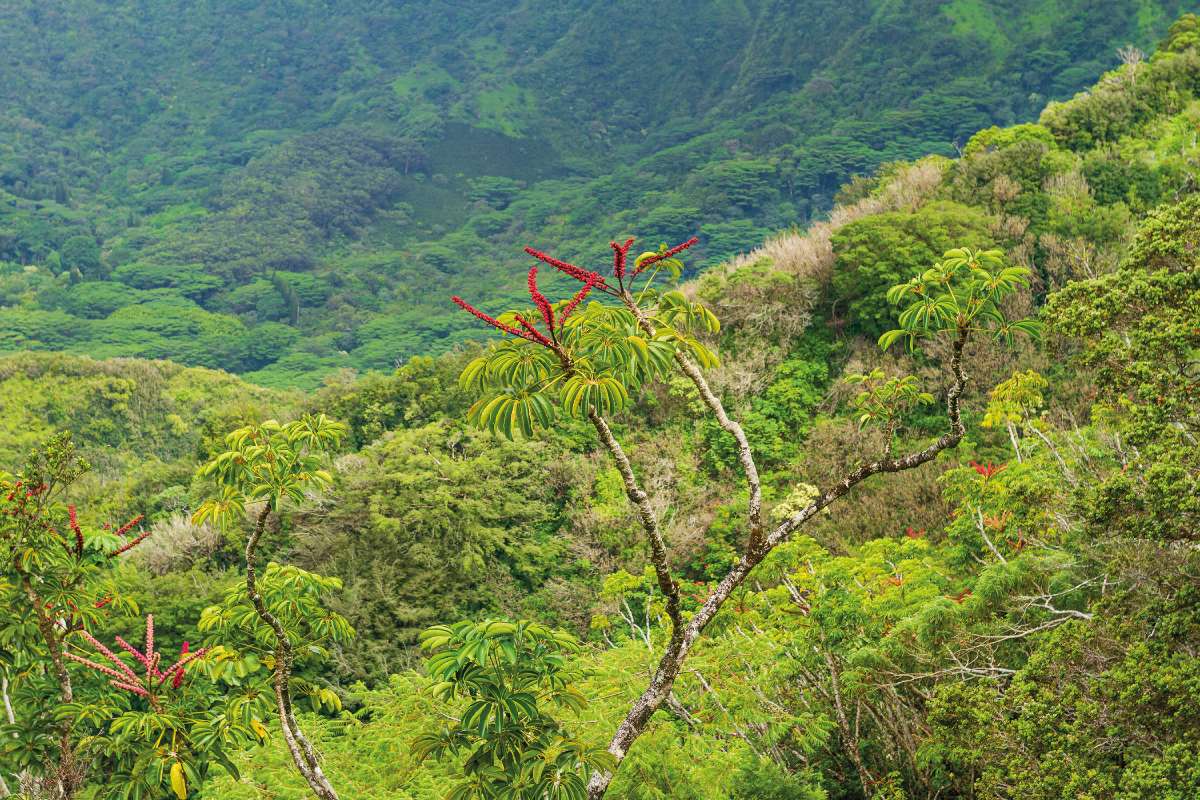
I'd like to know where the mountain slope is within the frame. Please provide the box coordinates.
[0,0,1191,387]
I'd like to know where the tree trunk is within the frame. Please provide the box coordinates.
[245,506,340,800]
[24,583,81,800]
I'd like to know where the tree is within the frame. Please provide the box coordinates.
[982,369,1049,463]
[59,236,103,279]
[447,238,1038,797]
[0,435,254,799]
[830,202,994,338]
[414,620,614,799]
[193,415,349,800]
[1043,196,1199,541]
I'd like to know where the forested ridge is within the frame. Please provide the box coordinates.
[0,0,1192,386]
[2,5,1200,800]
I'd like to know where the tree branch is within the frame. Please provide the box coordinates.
[586,327,971,799]
[621,294,765,552]
[246,505,340,800]
[587,410,683,638]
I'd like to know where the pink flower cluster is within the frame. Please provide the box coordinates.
[65,614,207,708]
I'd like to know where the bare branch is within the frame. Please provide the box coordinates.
[620,291,765,550]
[588,410,683,637]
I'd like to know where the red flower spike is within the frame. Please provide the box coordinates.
[94,596,113,610]
[513,313,554,347]
[70,630,140,684]
[527,267,555,331]
[523,246,612,290]
[110,680,151,698]
[110,526,155,557]
[172,642,190,689]
[144,615,154,664]
[452,296,543,344]
[115,635,154,671]
[113,514,144,538]
[68,505,83,555]
[68,654,136,684]
[631,236,699,277]
[611,238,635,279]
[68,615,206,709]
[560,273,602,323]
[163,642,208,689]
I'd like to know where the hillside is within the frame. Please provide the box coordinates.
[0,0,1192,388]
[1,12,1197,800]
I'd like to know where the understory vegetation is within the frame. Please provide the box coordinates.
[1,8,1199,800]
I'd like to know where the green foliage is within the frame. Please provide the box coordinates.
[296,420,573,683]
[702,340,831,473]
[198,564,354,712]
[846,369,936,445]
[193,415,345,525]
[1043,196,1199,540]
[0,435,258,799]
[831,202,995,338]
[2,13,1200,800]
[416,619,613,800]
[60,235,103,278]
[879,247,1042,350]
[0,1,1183,386]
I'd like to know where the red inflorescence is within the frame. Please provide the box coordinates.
[66,615,207,705]
[68,505,83,555]
[559,273,602,323]
[111,526,154,557]
[523,246,608,288]
[172,642,190,689]
[611,238,635,279]
[113,514,144,538]
[513,313,553,347]
[452,296,541,344]
[527,267,555,331]
[456,237,698,346]
[631,236,699,277]
[970,461,1006,480]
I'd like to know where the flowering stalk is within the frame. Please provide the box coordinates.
[453,296,546,344]
[630,236,698,277]
[528,267,556,331]
[113,514,144,538]
[68,505,83,556]
[523,247,618,296]
[514,313,554,347]
[611,238,635,279]
[560,273,602,323]
[66,616,207,712]
[109,522,152,557]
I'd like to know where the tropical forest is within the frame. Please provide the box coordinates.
[0,2,1198,799]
